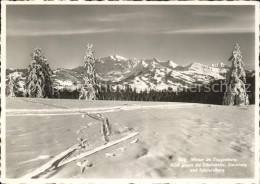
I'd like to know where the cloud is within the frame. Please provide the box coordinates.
[6,5,255,37]
[6,15,117,36]
[162,12,254,35]
[164,27,254,35]
[7,28,115,37]
[94,12,138,22]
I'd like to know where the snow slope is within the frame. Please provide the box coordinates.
[6,98,255,179]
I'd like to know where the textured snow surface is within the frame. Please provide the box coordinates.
[6,98,255,179]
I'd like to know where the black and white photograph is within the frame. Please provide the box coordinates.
[1,1,259,183]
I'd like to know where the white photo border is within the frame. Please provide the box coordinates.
[1,1,259,184]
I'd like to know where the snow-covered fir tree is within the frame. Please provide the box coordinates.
[26,47,53,98]
[7,75,21,97]
[81,43,98,100]
[222,44,249,105]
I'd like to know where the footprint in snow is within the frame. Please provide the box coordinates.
[105,152,116,158]
[117,147,127,152]
[88,122,94,126]
[76,160,93,173]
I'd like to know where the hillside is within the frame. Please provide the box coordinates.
[6,55,242,95]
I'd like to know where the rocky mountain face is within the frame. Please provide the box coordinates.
[6,55,254,95]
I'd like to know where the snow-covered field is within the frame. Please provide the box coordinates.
[5,98,255,179]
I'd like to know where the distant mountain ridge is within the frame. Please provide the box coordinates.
[6,55,254,94]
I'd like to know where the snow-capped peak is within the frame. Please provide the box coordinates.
[182,62,213,73]
[167,60,178,69]
[190,62,203,66]
[211,62,229,68]
[152,58,161,62]
[109,55,128,61]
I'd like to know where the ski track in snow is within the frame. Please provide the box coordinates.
[7,103,210,117]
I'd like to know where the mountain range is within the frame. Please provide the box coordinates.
[6,55,254,93]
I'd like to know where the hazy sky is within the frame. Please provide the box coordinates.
[6,5,255,69]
